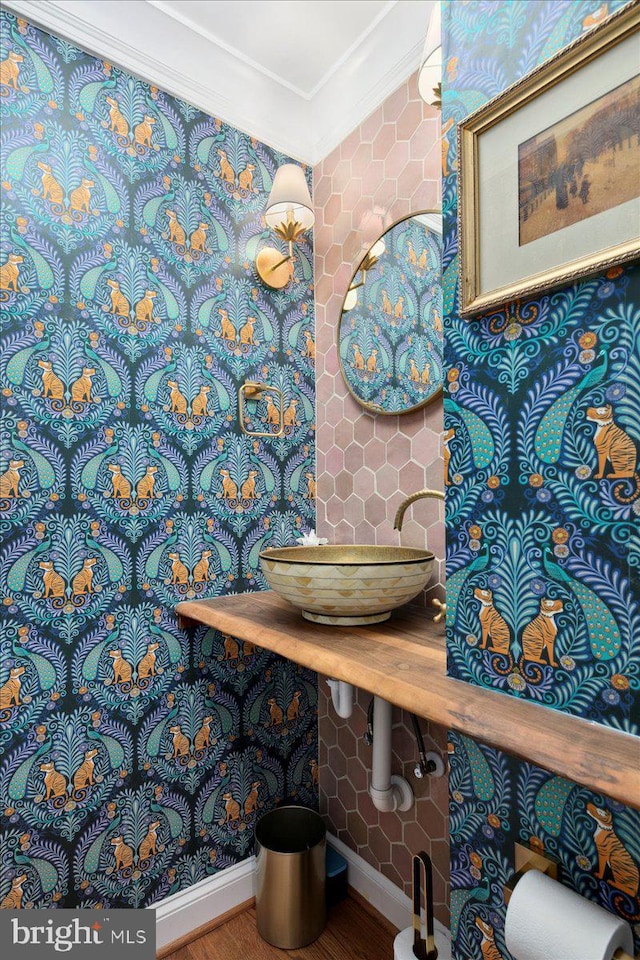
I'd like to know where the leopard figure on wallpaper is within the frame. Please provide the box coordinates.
[587,803,639,898]
[586,405,639,503]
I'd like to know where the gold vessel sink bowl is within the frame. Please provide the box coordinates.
[259,545,434,625]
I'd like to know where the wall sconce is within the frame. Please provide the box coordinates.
[342,238,386,312]
[418,1,441,108]
[256,163,315,289]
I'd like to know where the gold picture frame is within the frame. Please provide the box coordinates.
[458,1,640,318]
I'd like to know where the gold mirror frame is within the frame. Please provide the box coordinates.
[337,210,443,416]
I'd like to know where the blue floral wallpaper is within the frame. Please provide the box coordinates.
[449,734,640,960]
[442,0,639,732]
[338,215,443,413]
[0,11,317,909]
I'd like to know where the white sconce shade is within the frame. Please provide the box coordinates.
[418,1,442,107]
[369,238,386,260]
[343,287,359,312]
[264,163,315,230]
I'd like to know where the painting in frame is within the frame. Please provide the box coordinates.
[458,1,640,317]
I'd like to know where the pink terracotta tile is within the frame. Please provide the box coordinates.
[352,467,375,500]
[325,244,342,277]
[360,106,385,144]
[327,795,347,832]
[398,159,425,199]
[359,204,387,244]
[313,173,333,208]
[342,177,363,213]
[397,99,425,142]
[325,446,343,475]
[332,159,352,191]
[340,127,361,161]
[335,470,353,500]
[399,461,427,494]
[409,118,441,158]
[383,83,410,124]
[384,140,411,180]
[315,69,447,912]
[324,193,342,224]
[363,493,386,527]
[343,228,365,264]
[374,122,398,159]
[314,223,333,252]
[352,141,373,173]
[338,777,357,813]
[411,177,440,211]
[344,444,364,474]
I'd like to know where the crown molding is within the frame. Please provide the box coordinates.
[2,0,311,161]
[305,0,399,99]
[2,0,432,164]
[146,0,313,100]
[310,33,424,162]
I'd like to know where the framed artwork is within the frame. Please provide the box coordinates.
[337,211,443,415]
[458,1,640,317]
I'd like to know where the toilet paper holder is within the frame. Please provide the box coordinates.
[504,843,636,960]
[503,841,560,905]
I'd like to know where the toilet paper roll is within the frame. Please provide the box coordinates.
[505,869,634,960]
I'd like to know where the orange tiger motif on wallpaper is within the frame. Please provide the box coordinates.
[587,803,639,897]
[1,873,27,909]
[474,588,510,655]
[475,917,502,960]
[521,597,563,667]
[586,404,639,503]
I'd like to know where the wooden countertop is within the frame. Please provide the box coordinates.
[176,592,640,809]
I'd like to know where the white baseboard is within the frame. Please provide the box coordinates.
[327,833,412,931]
[152,856,255,952]
[327,832,450,952]
[151,835,450,955]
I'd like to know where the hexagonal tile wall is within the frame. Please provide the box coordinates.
[319,685,450,928]
[313,71,447,921]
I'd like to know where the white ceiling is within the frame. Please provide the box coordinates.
[150,0,394,98]
[4,0,434,162]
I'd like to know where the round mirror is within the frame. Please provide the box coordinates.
[338,212,443,415]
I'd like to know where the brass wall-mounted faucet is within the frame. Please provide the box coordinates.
[393,488,444,532]
[394,489,446,624]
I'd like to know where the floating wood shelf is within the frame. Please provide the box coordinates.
[176,592,640,810]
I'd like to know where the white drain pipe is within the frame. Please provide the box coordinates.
[326,679,354,719]
[369,696,414,813]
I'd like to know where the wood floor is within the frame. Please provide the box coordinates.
[164,896,397,960]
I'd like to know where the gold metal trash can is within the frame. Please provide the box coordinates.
[255,805,326,948]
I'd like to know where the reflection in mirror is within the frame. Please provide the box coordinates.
[338,212,443,415]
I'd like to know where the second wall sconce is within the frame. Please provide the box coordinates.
[256,163,315,289]
[418,1,442,109]
[342,237,386,311]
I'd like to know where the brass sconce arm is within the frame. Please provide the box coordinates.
[256,164,314,290]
